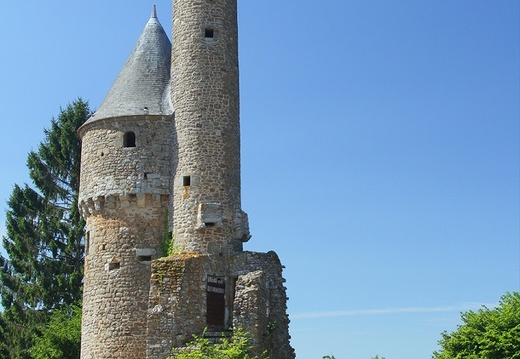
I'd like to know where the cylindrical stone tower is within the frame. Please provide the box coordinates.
[171,0,250,255]
[78,8,174,359]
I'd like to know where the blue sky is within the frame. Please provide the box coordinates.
[0,1,519,358]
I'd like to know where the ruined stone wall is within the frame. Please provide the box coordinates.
[147,254,208,358]
[146,251,295,359]
[171,0,249,255]
[79,115,175,358]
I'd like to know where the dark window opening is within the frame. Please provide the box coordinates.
[183,176,191,186]
[138,255,152,262]
[204,222,216,228]
[205,28,214,38]
[124,131,136,147]
[207,277,225,327]
[108,262,120,271]
[85,232,90,256]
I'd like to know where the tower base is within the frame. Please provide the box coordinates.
[146,251,295,359]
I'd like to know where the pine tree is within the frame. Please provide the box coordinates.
[0,99,90,358]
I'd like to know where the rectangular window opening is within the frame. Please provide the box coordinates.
[85,231,90,256]
[205,28,214,38]
[124,131,136,147]
[138,255,152,262]
[108,262,120,271]
[204,222,216,228]
[183,176,191,186]
[207,277,226,327]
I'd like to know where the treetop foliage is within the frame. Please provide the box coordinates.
[433,292,520,359]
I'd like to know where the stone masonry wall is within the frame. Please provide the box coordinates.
[146,251,295,359]
[147,254,208,358]
[171,0,249,255]
[78,115,175,207]
[81,198,168,358]
[233,271,269,356]
[79,115,175,358]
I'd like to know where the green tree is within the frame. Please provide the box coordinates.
[0,99,90,358]
[0,312,11,358]
[169,328,268,359]
[29,303,82,359]
[433,292,520,359]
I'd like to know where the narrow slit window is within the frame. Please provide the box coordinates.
[138,255,152,262]
[124,131,136,147]
[85,231,90,256]
[183,176,191,187]
[108,262,120,271]
[205,28,214,39]
[204,222,216,228]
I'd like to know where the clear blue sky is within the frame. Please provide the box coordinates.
[0,1,519,358]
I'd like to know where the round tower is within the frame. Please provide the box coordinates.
[78,8,174,359]
[171,0,250,255]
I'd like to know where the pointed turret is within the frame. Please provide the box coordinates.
[80,7,172,131]
[78,8,175,358]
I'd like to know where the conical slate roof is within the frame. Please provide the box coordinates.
[83,7,172,127]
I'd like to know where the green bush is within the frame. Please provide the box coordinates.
[433,292,520,359]
[30,303,82,359]
[169,327,268,359]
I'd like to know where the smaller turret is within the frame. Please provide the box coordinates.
[78,8,174,359]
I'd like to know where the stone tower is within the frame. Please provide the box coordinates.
[79,3,294,359]
[78,7,174,358]
[171,0,250,255]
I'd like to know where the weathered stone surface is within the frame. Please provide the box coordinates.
[171,0,250,255]
[79,30,175,359]
[79,2,294,359]
[147,252,294,359]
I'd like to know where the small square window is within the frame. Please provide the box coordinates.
[108,262,120,271]
[183,176,191,187]
[205,28,214,38]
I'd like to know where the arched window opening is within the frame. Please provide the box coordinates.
[124,131,136,147]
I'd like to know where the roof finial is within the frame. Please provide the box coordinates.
[151,5,157,18]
